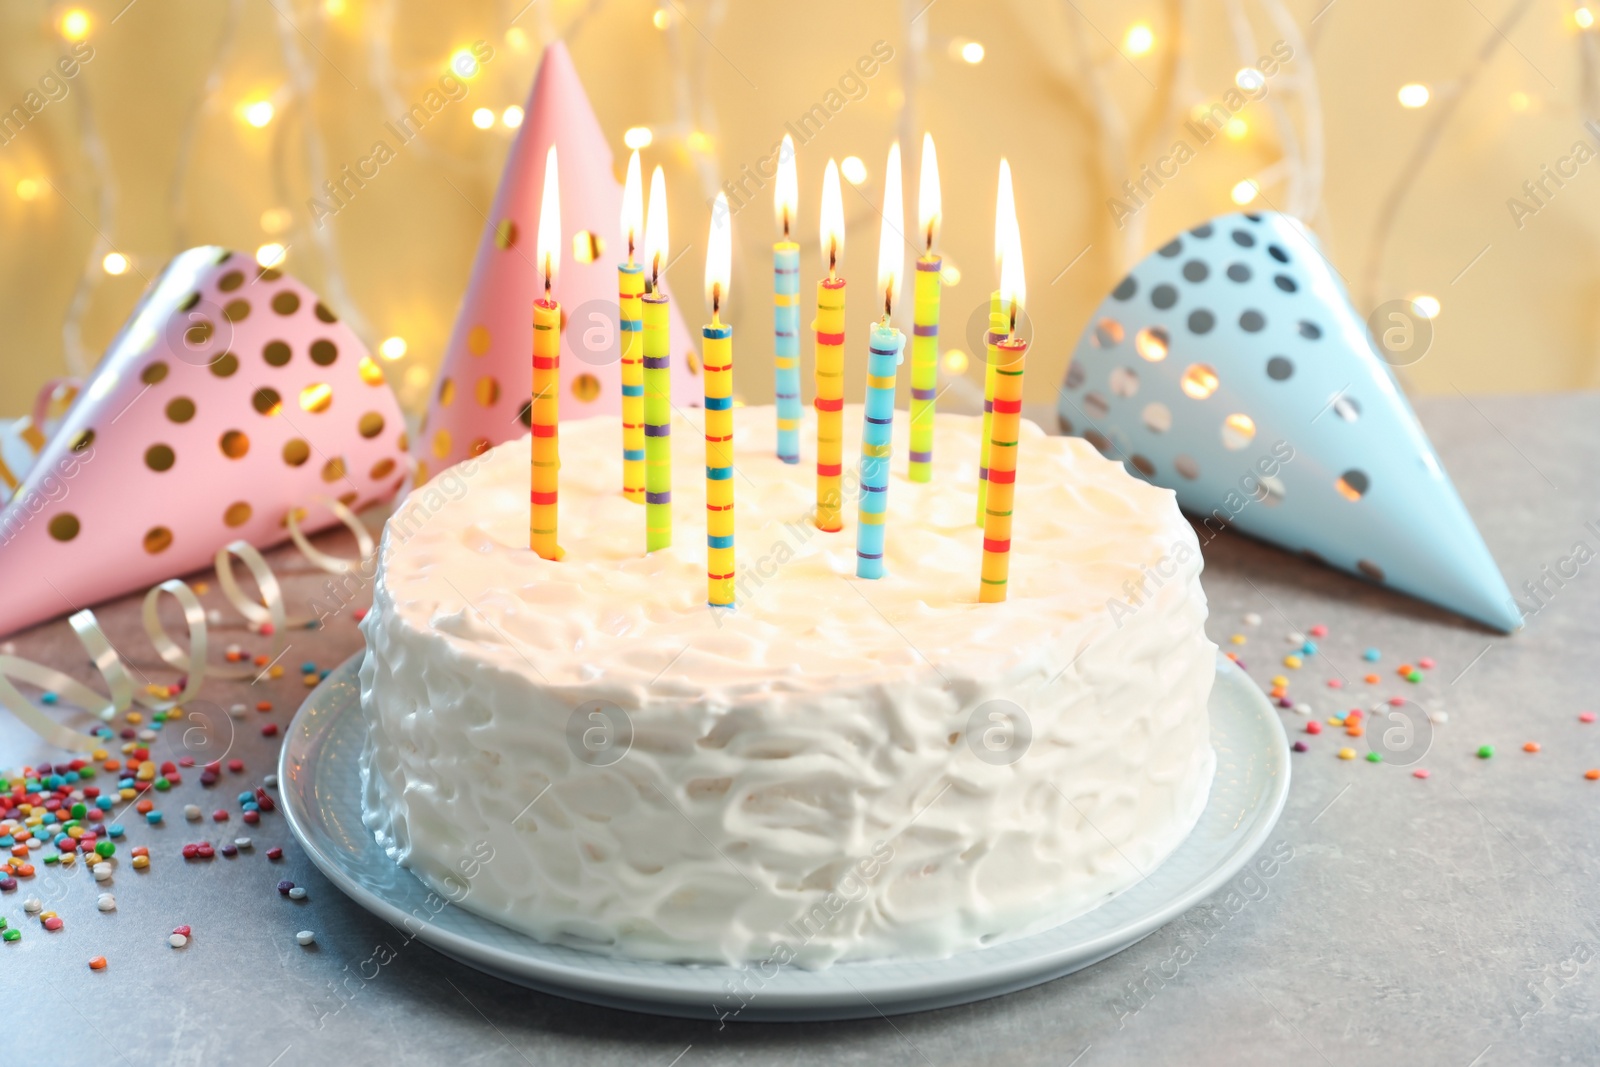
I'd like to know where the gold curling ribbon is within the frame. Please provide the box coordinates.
[0,498,374,752]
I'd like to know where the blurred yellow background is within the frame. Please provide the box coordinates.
[1,0,1597,419]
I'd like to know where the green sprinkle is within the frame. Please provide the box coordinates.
[2,928,19,942]
[1366,751,1383,763]
[94,840,115,858]
[153,777,171,791]
[1477,745,1495,759]
[1407,670,1423,683]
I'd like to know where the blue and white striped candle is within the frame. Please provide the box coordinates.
[856,321,904,579]
[773,242,801,463]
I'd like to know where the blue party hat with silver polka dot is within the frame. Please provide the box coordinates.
[1059,212,1519,633]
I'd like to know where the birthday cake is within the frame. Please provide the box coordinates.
[358,404,1216,966]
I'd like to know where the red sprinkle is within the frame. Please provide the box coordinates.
[261,723,279,737]
[1582,712,1596,724]
[1327,679,1343,689]
[1418,657,1435,669]
[227,759,244,773]
[43,916,64,931]
[266,847,284,861]
[1413,769,1431,779]
[1306,721,1322,735]
[1309,625,1328,637]
[172,925,191,936]
[212,810,230,822]
[1388,697,1406,707]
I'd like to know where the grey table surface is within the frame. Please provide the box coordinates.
[3,392,1597,1067]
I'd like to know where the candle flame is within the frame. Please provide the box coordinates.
[644,164,669,289]
[999,200,1026,334]
[706,192,732,318]
[775,134,797,238]
[876,141,905,318]
[994,157,1014,279]
[918,132,940,253]
[536,144,560,295]
[621,149,643,265]
[820,158,844,279]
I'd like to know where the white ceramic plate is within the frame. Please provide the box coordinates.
[280,654,1288,1021]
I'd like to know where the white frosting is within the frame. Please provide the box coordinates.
[359,404,1215,966]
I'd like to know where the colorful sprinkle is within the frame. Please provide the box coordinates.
[169,933,188,948]
[88,955,107,970]
[1292,741,1308,752]
[1337,747,1356,760]
[1523,742,1540,753]
[1413,768,1430,779]
[1363,648,1381,662]
[296,930,316,946]
[1365,751,1382,762]
[1582,712,1596,724]
[1477,745,1495,759]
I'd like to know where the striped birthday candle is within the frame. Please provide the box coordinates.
[773,241,801,464]
[856,322,904,578]
[619,261,645,503]
[908,255,941,482]
[642,291,672,551]
[979,335,1027,602]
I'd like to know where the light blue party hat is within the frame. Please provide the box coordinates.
[1059,211,1519,633]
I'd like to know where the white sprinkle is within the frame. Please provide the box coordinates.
[264,774,279,789]
[288,886,308,900]
[206,609,224,626]
[23,898,42,914]
[137,729,157,741]
[169,933,189,948]
[93,862,113,882]
[234,837,253,849]
[1285,631,1305,645]
[296,930,316,946]
[97,893,116,912]
[184,804,202,821]
[228,703,248,718]
[1242,613,1261,627]
[1292,702,1312,716]
[1428,710,1449,724]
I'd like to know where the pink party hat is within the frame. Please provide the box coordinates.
[0,247,407,637]
[411,41,701,485]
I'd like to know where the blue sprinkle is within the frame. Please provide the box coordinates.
[1301,641,1317,656]
[95,797,113,811]
[146,811,164,825]
[300,662,317,674]
[1363,648,1381,662]
[107,824,125,838]
[243,802,260,813]
[41,692,58,705]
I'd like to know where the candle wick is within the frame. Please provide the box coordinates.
[627,235,635,267]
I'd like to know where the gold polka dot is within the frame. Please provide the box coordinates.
[272,291,301,315]
[282,439,310,466]
[358,356,385,386]
[438,378,455,406]
[70,429,94,452]
[223,299,251,322]
[414,461,429,484]
[494,220,518,249]
[321,456,346,483]
[370,457,396,480]
[184,320,214,347]
[220,430,250,459]
[572,373,600,402]
[210,352,239,377]
[251,388,282,416]
[223,501,252,527]
[278,505,307,529]
[467,325,491,356]
[315,302,337,323]
[48,513,80,541]
[218,270,245,292]
[685,351,701,375]
[337,490,358,508]
[166,397,196,423]
[475,377,500,407]
[299,384,333,414]
[143,526,173,554]
[397,432,408,452]
[309,339,338,366]
[264,341,291,367]
[358,412,385,438]
[145,444,175,472]
[141,362,169,385]
[259,267,283,282]
[432,429,452,458]
[469,437,492,457]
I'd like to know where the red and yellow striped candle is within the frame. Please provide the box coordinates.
[979,335,1027,602]
[530,145,563,561]
[814,159,846,532]
[704,193,736,606]
[977,159,1016,524]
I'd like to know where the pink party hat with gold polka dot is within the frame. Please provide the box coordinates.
[0,246,406,637]
[411,40,699,485]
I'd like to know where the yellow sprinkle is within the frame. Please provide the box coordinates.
[193,581,209,595]
[1271,675,1289,688]
[1338,747,1356,760]
[127,710,144,723]
[118,788,136,801]
[167,706,183,719]
[303,674,319,688]
[1284,655,1303,669]
[131,855,150,870]
[91,749,108,760]
[269,665,285,679]
[1230,634,1246,645]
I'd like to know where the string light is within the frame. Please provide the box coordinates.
[1224,117,1248,140]
[942,350,969,374]
[15,178,40,201]
[505,27,529,51]
[1235,68,1266,92]
[1231,179,1260,205]
[101,252,128,276]
[1509,91,1531,111]
[471,107,495,130]
[1398,83,1430,108]
[255,243,287,269]
[322,0,347,16]
[502,105,524,128]
[450,49,480,78]
[1125,23,1154,56]
[940,262,961,286]
[652,8,671,29]
[840,155,868,185]
[1410,294,1440,319]
[379,336,408,360]
[1577,7,1595,28]
[687,130,712,152]
[242,100,275,128]
[624,126,653,149]
[60,9,90,41]
[960,41,985,64]
[260,207,292,234]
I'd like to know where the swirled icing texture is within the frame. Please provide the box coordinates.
[359,404,1215,966]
